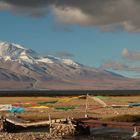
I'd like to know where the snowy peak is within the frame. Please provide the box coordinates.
[0,41,39,63]
[0,41,25,50]
[0,41,26,59]
[0,41,81,68]
[0,41,80,68]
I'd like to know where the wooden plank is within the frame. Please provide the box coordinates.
[4,116,67,128]
[78,119,140,130]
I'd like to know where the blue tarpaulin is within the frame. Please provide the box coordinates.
[129,103,140,107]
[7,107,25,113]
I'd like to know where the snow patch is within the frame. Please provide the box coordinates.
[4,56,11,61]
[0,41,25,50]
[62,59,79,67]
[37,58,54,64]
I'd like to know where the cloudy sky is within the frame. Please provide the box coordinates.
[0,0,140,77]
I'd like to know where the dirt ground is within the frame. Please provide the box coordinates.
[0,96,140,140]
[0,96,140,121]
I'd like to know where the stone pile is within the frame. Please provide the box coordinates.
[50,123,76,138]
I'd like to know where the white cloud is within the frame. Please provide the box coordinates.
[122,48,140,61]
[52,7,93,26]
[101,60,140,72]
[101,48,140,74]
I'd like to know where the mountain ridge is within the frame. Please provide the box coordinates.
[0,41,139,90]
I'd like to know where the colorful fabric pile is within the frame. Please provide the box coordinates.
[38,101,57,105]
[30,106,49,109]
[55,106,77,111]
[0,104,12,111]
[7,107,25,113]
[13,102,36,107]
[58,96,83,102]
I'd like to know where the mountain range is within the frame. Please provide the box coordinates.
[0,41,139,90]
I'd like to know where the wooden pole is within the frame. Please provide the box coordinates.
[85,94,88,118]
[0,116,4,131]
[48,114,52,135]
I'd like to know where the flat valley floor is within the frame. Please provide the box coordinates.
[0,96,140,140]
[0,96,140,120]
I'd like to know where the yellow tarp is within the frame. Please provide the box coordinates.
[30,106,49,109]
[59,95,83,102]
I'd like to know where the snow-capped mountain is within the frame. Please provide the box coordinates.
[0,41,80,67]
[0,41,139,90]
[0,42,39,62]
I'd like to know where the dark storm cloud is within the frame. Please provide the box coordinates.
[1,0,55,7]
[1,0,140,31]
